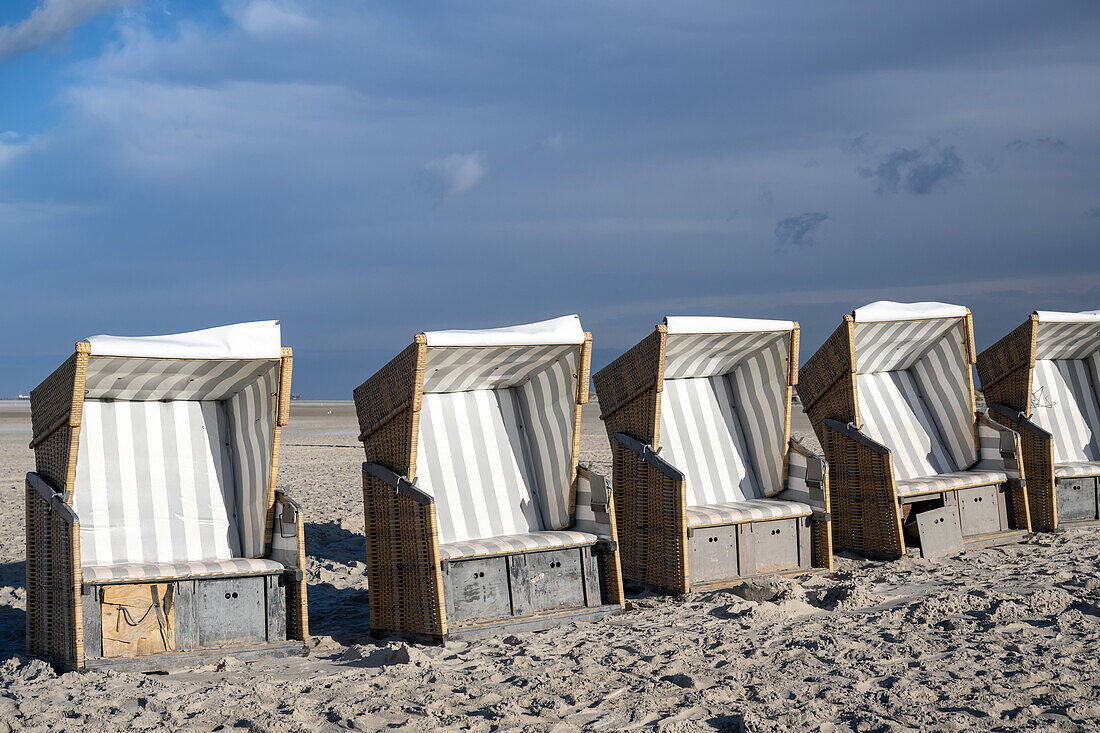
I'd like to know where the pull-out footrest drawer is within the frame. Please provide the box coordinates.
[82,573,286,662]
[1056,476,1099,523]
[442,544,607,629]
[688,516,812,586]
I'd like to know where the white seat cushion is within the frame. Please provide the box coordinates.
[438,530,597,561]
[1054,461,1100,479]
[82,558,284,584]
[685,499,812,528]
[894,469,1008,497]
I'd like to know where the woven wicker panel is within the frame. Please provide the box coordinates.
[822,423,904,556]
[354,342,423,440]
[29,352,81,441]
[25,485,83,670]
[797,321,853,410]
[33,427,77,495]
[977,318,1037,413]
[611,443,689,594]
[991,409,1056,531]
[363,469,445,637]
[594,328,665,446]
[278,349,293,426]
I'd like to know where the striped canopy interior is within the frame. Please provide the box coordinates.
[658,330,790,503]
[416,345,579,544]
[853,317,975,479]
[74,357,279,569]
[1030,357,1100,463]
[1035,321,1100,360]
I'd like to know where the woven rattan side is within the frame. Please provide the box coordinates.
[990,410,1055,530]
[263,352,293,550]
[593,327,665,446]
[797,318,857,445]
[611,442,688,593]
[29,346,88,497]
[25,483,83,670]
[354,339,426,477]
[977,317,1037,413]
[565,335,593,520]
[363,467,446,637]
[822,422,904,555]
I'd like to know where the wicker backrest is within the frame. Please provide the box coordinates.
[29,322,292,566]
[356,316,590,545]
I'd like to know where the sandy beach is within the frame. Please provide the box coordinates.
[2,399,1099,731]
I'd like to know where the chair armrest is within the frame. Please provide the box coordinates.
[363,461,434,505]
[574,464,615,540]
[822,418,891,455]
[612,433,685,482]
[988,403,1052,440]
[271,490,305,574]
[784,438,830,519]
[27,472,79,524]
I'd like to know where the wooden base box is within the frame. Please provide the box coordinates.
[688,516,812,587]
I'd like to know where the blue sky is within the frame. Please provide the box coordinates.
[2,1,1099,397]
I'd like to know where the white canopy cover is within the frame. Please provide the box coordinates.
[85,320,282,360]
[1035,310,1100,323]
[853,301,969,323]
[423,315,584,347]
[663,316,795,334]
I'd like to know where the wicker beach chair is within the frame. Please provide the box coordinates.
[26,322,308,672]
[353,315,624,641]
[592,317,832,595]
[977,309,1100,530]
[798,302,1030,558]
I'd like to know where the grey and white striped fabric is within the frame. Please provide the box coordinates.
[228,368,277,557]
[853,318,961,373]
[82,558,283,584]
[894,469,1007,497]
[416,346,578,544]
[84,357,278,401]
[685,499,811,528]
[438,530,597,561]
[1034,322,1100,360]
[1030,359,1100,464]
[856,372,958,480]
[1054,461,1100,478]
[417,390,544,544]
[75,400,243,567]
[909,323,975,469]
[422,345,577,393]
[662,331,785,380]
[573,466,613,537]
[728,337,788,490]
[781,443,827,511]
[976,416,1019,474]
[73,365,276,570]
[659,376,763,505]
[516,357,577,530]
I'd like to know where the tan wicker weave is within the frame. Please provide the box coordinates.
[26,343,308,670]
[800,311,1031,556]
[593,322,832,594]
[354,330,624,640]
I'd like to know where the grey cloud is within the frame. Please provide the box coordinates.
[775,212,828,246]
[1085,207,1100,220]
[860,140,963,195]
[1007,137,1068,152]
[0,0,132,60]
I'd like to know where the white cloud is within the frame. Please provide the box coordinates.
[0,0,133,59]
[0,132,25,166]
[425,151,486,195]
[224,1,316,37]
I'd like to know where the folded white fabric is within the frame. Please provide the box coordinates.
[424,315,584,347]
[1034,310,1100,323]
[86,320,282,359]
[853,301,968,322]
[663,316,795,334]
